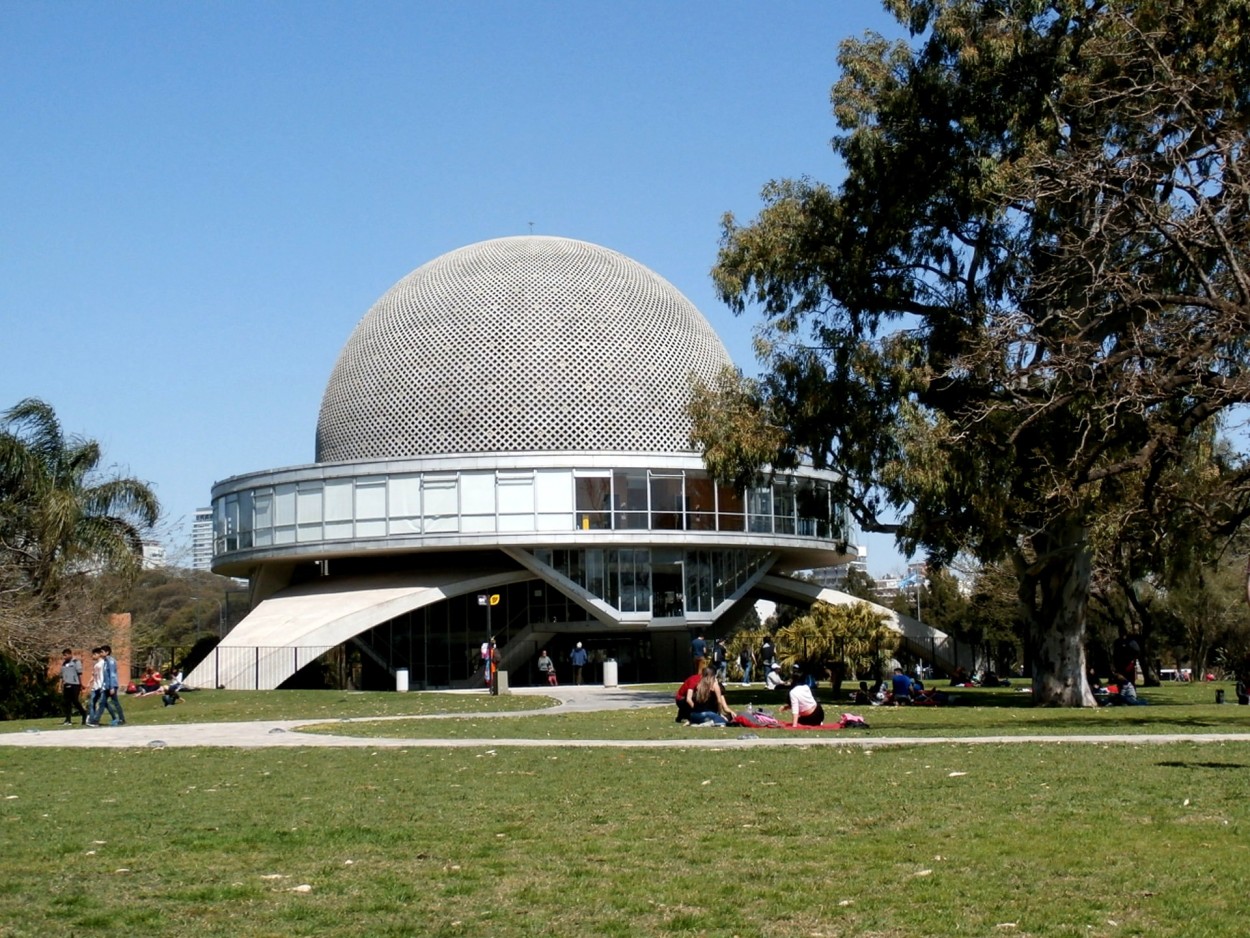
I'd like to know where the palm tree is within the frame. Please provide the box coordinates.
[0,398,160,603]
[776,600,898,688]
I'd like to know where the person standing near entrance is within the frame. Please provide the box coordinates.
[488,640,500,696]
[58,648,88,726]
[537,649,557,686]
[570,642,589,685]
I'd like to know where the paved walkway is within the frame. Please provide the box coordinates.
[4,685,1250,750]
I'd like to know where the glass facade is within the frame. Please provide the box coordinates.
[215,467,844,556]
[342,578,666,690]
[529,547,770,619]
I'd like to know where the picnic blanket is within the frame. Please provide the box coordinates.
[731,712,869,731]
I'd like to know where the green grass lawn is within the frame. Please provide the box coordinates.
[3,682,1250,936]
[2,742,1248,937]
[294,681,1250,741]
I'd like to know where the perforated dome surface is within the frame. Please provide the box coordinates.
[315,236,732,462]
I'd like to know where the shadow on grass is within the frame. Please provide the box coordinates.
[1156,761,1250,769]
[994,713,1234,729]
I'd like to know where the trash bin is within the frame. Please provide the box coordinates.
[396,668,409,693]
[602,658,618,688]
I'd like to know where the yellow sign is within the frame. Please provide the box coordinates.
[489,594,500,606]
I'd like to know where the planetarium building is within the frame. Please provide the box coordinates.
[188,236,949,691]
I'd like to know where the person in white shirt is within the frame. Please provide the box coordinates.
[782,670,825,726]
[764,663,786,691]
[85,647,106,726]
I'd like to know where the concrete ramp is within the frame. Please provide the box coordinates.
[186,566,530,690]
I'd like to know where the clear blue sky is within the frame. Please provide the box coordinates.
[1,1,911,574]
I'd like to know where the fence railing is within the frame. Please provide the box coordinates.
[186,645,336,691]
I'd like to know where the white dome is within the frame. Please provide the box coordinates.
[315,236,732,462]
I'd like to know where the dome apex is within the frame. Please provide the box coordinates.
[315,236,731,462]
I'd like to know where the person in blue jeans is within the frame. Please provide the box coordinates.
[101,643,125,725]
[739,646,755,686]
[86,647,106,725]
[688,672,736,726]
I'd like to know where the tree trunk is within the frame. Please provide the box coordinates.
[829,660,847,696]
[1023,521,1097,707]
[1121,576,1160,686]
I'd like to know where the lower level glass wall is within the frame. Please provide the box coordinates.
[335,579,661,689]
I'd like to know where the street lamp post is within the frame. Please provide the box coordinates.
[478,593,500,693]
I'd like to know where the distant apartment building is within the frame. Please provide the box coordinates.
[808,540,869,592]
[809,558,868,592]
[141,540,166,569]
[191,507,213,571]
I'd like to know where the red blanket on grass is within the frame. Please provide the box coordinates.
[731,713,868,731]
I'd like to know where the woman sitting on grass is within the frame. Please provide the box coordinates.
[674,668,706,723]
[138,668,163,695]
[689,671,736,726]
[781,670,825,727]
[1107,674,1148,706]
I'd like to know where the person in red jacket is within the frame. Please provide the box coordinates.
[674,668,708,723]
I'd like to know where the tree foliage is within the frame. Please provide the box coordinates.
[776,600,899,682]
[693,0,1250,705]
[97,566,246,650]
[0,398,160,695]
[1156,551,1250,678]
[964,561,1026,673]
[841,567,882,602]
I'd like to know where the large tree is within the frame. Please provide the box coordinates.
[0,398,159,666]
[693,0,1250,705]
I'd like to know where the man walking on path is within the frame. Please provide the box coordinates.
[86,647,104,725]
[101,643,125,725]
[58,648,88,725]
[570,642,589,685]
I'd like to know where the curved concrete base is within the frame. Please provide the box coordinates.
[186,566,530,690]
